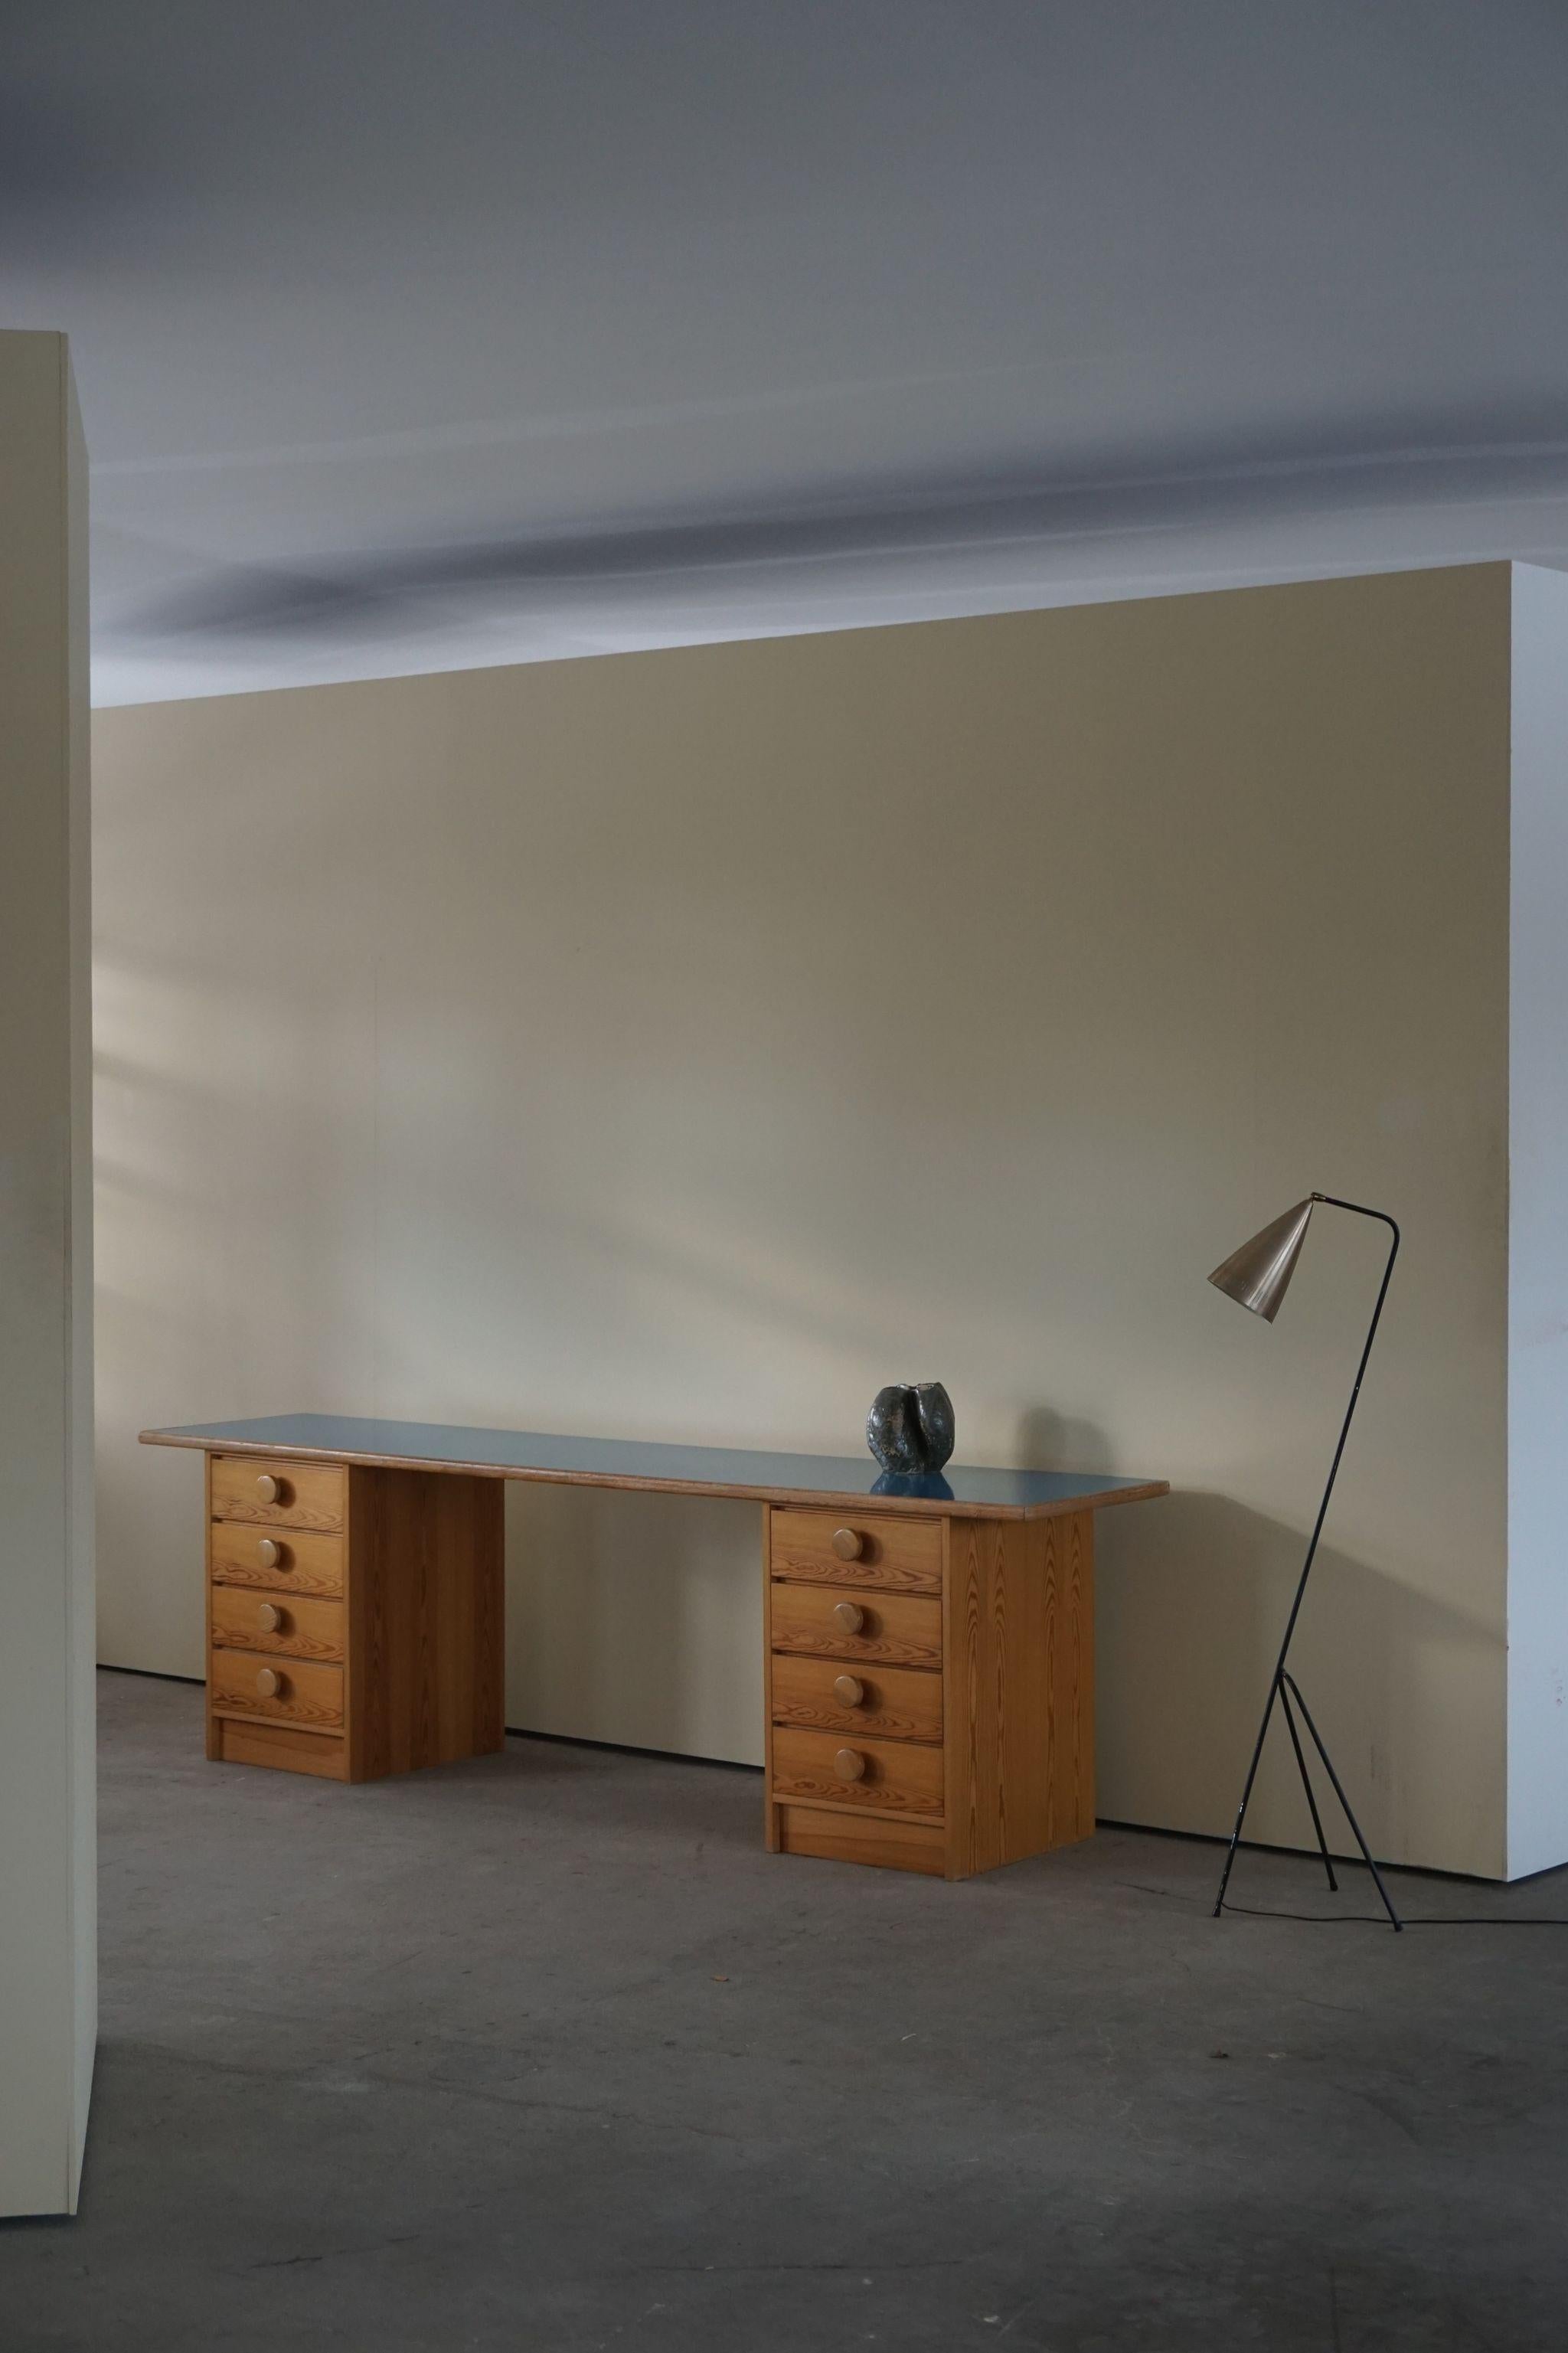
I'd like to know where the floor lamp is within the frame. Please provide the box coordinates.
[1208,1192,1403,1931]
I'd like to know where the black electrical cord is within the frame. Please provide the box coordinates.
[1220,1900,1568,1926]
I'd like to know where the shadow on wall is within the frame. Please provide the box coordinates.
[1015,1404,1117,1477]
[504,1482,765,1766]
[1096,1489,1501,1876]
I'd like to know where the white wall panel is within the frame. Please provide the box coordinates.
[0,330,95,2215]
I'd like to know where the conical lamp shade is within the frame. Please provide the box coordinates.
[1208,1198,1314,1322]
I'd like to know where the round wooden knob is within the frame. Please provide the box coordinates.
[834,1747,867,1783]
[833,1674,866,1708]
[831,1527,864,1561]
[255,1666,285,1699]
[256,1538,283,1570]
[255,1474,282,1504]
[256,1603,283,1634]
[832,1600,865,1636]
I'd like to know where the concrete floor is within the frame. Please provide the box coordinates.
[5,1674,1568,2351]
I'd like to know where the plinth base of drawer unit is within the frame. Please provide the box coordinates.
[211,1714,349,1779]
[772,1802,948,1876]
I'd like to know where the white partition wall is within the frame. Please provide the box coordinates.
[1506,564,1568,1881]
[0,333,96,2213]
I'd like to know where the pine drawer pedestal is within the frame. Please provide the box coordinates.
[763,1504,1095,1878]
[201,1451,502,1783]
[142,1415,1166,1875]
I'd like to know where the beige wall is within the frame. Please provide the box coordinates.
[2,332,96,2214]
[94,565,1515,1874]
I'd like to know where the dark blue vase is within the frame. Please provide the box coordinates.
[866,1382,956,1476]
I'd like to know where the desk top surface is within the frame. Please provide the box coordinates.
[140,1412,1168,1523]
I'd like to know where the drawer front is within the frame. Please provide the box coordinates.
[214,1718,347,1779]
[770,1508,942,1593]
[769,1581,942,1671]
[770,1727,944,1817]
[770,1652,942,1744]
[211,1645,345,1728]
[775,1805,946,1876]
[211,1587,345,1664]
[210,1521,345,1596]
[210,1454,345,1532]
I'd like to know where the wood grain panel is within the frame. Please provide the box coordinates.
[210,1587,344,1663]
[942,1510,1095,1878]
[776,1805,947,1874]
[211,1454,345,1531]
[212,1717,348,1779]
[1030,1507,1096,1848]
[945,1516,1023,1877]
[769,1508,942,1592]
[769,1581,942,1670]
[348,1466,505,1779]
[762,1503,781,1853]
[211,1646,344,1728]
[770,1727,944,1815]
[769,1652,941,1744]
[210,1521,344,1596]
[204,1449,219,1761]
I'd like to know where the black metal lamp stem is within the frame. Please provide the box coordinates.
[1213,1194,1403,1930]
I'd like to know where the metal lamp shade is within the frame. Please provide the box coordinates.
[1208,1198,1315,1322]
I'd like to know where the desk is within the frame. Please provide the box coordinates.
[140,1414,1168,1878]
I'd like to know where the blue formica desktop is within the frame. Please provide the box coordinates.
[142,1412,1168,1880]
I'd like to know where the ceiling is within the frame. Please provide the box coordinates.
[5,0,1568,706]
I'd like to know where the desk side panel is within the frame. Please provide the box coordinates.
[351,1468,505,1779]
[942,1509,1095,1877]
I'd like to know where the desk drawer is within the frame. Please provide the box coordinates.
[770,1727,944,1817]
[769,1508,942,1593]
[769,1581,942,1671]
[210,1521,345,1596]
[211,1645,345,1729]
[211,1587,345,1664]
[211,1455,345,1533]
[771,1653,941,1744]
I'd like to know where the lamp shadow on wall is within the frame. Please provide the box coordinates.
[1096,1489,1498,1872]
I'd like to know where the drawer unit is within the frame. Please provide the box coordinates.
[769,1508,942,1593]
[210,1454,345,1531]
[210,1587,345,1664]
[769,1652,941,1744]
[769,1727,945,1816]
[763,1502,1099,1880]
[201,1452,505,1784]
[210,1521,345,1596]
[768,1580,942,1671]
[210,1645,345,1729]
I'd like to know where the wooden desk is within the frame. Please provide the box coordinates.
[139,1415,1167,1880]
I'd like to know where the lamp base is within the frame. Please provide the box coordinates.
[1214,1668,1403,1930]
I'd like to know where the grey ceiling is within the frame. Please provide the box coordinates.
[5,0,1568,704]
